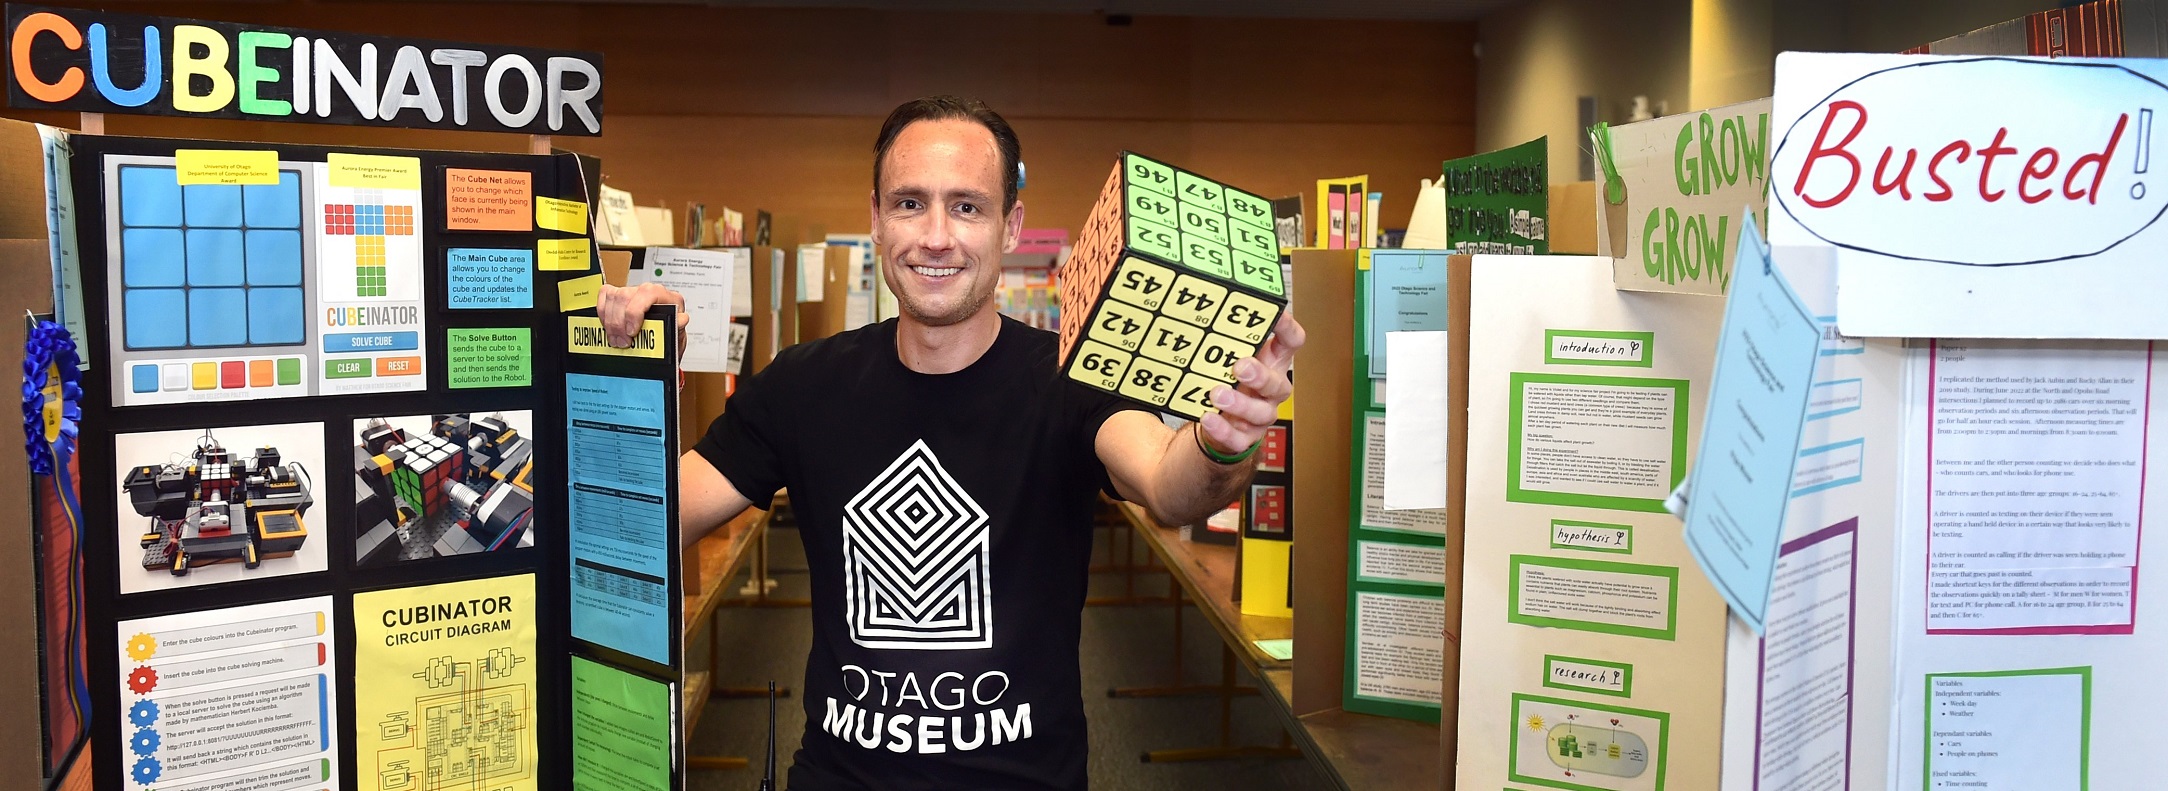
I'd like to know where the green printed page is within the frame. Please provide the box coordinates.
[572,656,674,791]
[1443,137,1549,255]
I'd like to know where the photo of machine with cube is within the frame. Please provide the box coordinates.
[1058,152,1288,418]
[355,413,536,566]
[122,429,314,576]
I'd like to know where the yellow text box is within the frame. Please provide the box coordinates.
[556,273,604,312]
[536,196,588,234]
[326,153,421,190]
[567,315,666,358]
[175,149,279,185]
[537,237,592,271]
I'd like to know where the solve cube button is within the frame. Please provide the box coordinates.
[1109,257,1174,311]
[1162,274,1230,329]
[1087,299,1153,353]
[1140,315,1205,368]
[1214,290,1279,345]
[1068,340,1133,392]
[1191,333,1255,382]
[1118,356,1183,407]
[1168,373,1223,419]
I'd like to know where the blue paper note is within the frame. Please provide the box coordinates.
[1682,213,1823,634]
[566,373,672,664]
[1365,249,1453,377]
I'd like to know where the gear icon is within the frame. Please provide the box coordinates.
[126,633,158,661]
[131,756,162,784]
[126,666,159,694]
[128,700,159,727]
[130,728,160,756]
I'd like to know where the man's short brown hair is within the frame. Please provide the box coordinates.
[873,96,1022,214]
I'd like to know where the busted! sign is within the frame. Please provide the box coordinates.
[1770,53,2168,339]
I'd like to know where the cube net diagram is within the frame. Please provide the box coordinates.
[1058,152,1286,419]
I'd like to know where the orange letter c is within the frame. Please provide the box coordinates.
[11,12,85,103]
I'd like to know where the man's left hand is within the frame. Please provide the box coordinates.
[1202,312,1307,455]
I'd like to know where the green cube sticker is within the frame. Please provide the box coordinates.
[1178,236,1234,278]
[1128,216,1182,263]
[1175,171,1225,214]
[1224,185,1274,232]
[1127,185,1177,227]
[1125,154,1176,197]
[275,357,302,386]
[1229,222,1278,257]
[1178,205,1230,245]
[1233,251,1284,296]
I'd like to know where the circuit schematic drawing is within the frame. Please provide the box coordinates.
[373,648,532,791]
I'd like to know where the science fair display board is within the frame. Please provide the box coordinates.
[1454,254,1726,791]
[51,132,683,791]
[1709,50,2168,791]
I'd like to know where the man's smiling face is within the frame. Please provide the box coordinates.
[872,118,1021,327]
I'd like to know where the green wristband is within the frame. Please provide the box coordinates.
[1194,423,1258,465]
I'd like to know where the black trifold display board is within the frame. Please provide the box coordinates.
[61,133,684,791]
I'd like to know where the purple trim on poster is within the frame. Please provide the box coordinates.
[1752,517,1859,791]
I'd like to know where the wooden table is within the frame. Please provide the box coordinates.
[681,506,772,769]
[1116,503,1442,791]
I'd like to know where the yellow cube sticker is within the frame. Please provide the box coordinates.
[1140,315,1206,367]
[1088,298,1153,352]
[1169,373,1224,418]
[1109,257,1174,310]
[1070,340,1134,392]
[1119,355,1184,407]
[1191,332,1255,382]
[1163,274,1230,329]
[1214,290,1278,345]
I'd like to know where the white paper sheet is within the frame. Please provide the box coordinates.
[797,244,826,303]
[625,248,734,372]
[1383,331,1451,510]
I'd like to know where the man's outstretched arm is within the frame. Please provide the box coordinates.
[680,451,755,549]
[1099,312,1305,527]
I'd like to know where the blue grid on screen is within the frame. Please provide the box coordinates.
[116,165,307,351]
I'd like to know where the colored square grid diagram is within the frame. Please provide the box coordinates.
[1059,152,1286,418]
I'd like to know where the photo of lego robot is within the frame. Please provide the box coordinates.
[111,422,328,594]
[354,412,537,567]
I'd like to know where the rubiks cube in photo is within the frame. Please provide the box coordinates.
[1059,152,1287,418]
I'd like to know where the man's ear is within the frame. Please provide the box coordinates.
[1002,200,1026,254]
[868,189,883,246]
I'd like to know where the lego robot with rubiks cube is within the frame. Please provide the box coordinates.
[355,413,535,565]
[1059,152,1287,418]
[122,429,314,576]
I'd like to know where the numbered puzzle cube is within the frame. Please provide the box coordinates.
[1058,152,1287,418]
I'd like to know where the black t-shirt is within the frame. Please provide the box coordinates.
[695,316,1143,790]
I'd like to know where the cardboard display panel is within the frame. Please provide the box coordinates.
[43,128,686,791]
[1057,152,1287,418]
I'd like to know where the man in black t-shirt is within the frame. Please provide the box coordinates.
[598,96,1304,790]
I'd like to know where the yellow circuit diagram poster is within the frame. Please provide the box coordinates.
[355,573,536,791]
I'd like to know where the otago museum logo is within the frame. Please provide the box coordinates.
[1774,57,2164,267]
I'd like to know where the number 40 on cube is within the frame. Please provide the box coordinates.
[1057,152,1287,419]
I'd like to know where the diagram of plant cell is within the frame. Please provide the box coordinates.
[1511,694,1668,791]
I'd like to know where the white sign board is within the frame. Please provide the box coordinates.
[1770,53,2168,338]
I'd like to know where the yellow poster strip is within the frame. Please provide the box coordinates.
[174,149,280,185]
[327,152,422,190]
[354,574,537,791]
[536,196,589,234]
[538,237,592,271]
[557,273,604,312]
[568,315,666,358]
